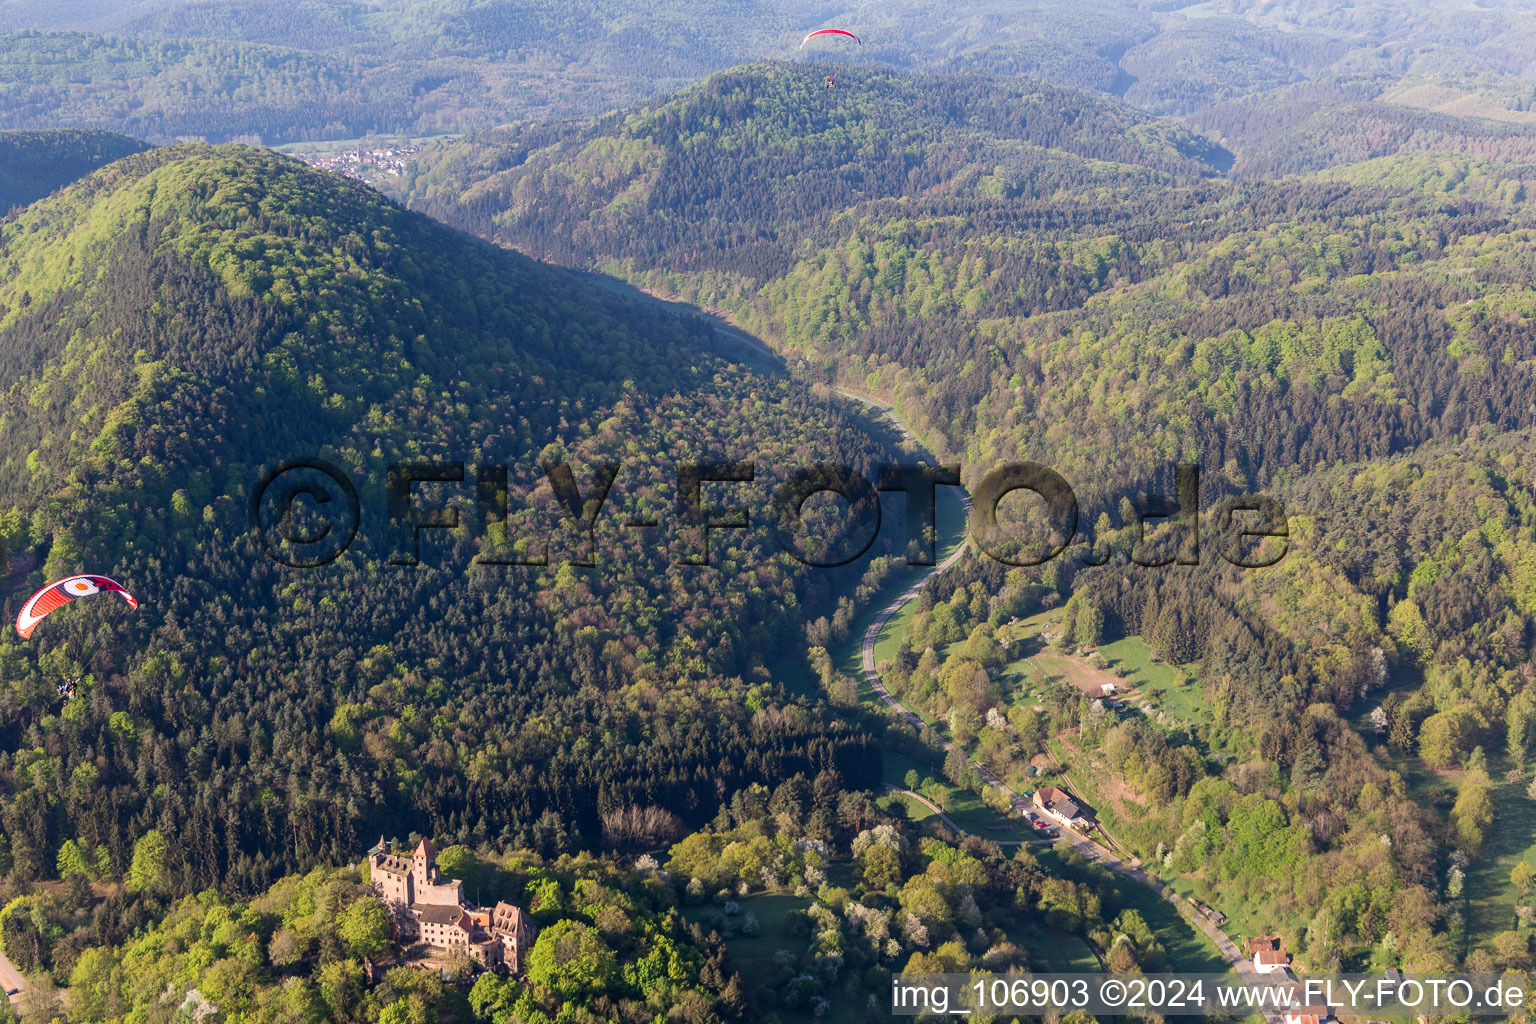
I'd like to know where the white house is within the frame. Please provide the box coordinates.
[1032,786,1097,830]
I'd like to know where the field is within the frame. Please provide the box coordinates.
[877,787,1034,842]
[1096,635,1182,692]
[684,892,868,1024]
[1029,647,1128,698]
[1463,772,1536,948]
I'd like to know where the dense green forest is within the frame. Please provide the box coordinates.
[5,0,1536,1013]
[394,60,1536,970]
[3,0,1535,148]
[0,142,919,903]
[0,129,148,213]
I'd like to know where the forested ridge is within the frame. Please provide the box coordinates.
[395,61,1536,972]
[396,62,1536,504]
[5,0,1536,149]
[0,143,906,903]
[1193,79,1536,177]
[0,129,149,214]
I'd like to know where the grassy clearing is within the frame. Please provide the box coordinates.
[1097,635,1182,690]
[681,892,796,984]
[879,790,940,826]
[1144,671,1212,730]
[1465,772,1536,948]
[1012,917,1103,972]
[870,597,919,675]
[883,747,942,786]
[939,789,1032,840]
[685,892,869,1024]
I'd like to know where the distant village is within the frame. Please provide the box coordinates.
[289,143,418,182]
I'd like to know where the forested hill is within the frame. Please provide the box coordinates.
[0,128,149,211]
[3,0,1534,144]
[393,58,1536,779]
[0,144,891,894]
[395,61,1536,504]
[1192,80,1536,177]
[397,62,1230,269]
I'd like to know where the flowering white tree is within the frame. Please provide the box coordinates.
[899,911,930,949]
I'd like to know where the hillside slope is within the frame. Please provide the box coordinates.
[0,128,148,210]
[0,144,890,893]
[398,63,1228,268]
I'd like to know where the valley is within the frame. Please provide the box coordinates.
[4,2,1536,1019]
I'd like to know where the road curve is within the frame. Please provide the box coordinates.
[841,390,1275,1009]
[614,295,1272,1007]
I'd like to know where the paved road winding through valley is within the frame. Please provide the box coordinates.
[834,388,1275,1008]
[585,281,1272,1006]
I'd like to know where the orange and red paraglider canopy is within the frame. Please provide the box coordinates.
[801,28,860,47]
[15,574,137,640]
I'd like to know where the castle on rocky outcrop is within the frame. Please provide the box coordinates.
[366,837,535,971]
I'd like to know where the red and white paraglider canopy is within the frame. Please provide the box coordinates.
[801,28,861,47]
[15,574,137,640]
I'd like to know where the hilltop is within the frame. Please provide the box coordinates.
[397,62,1230,267]
[0,143,890,893]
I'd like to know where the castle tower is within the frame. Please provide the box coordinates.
[412,837,437,888]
